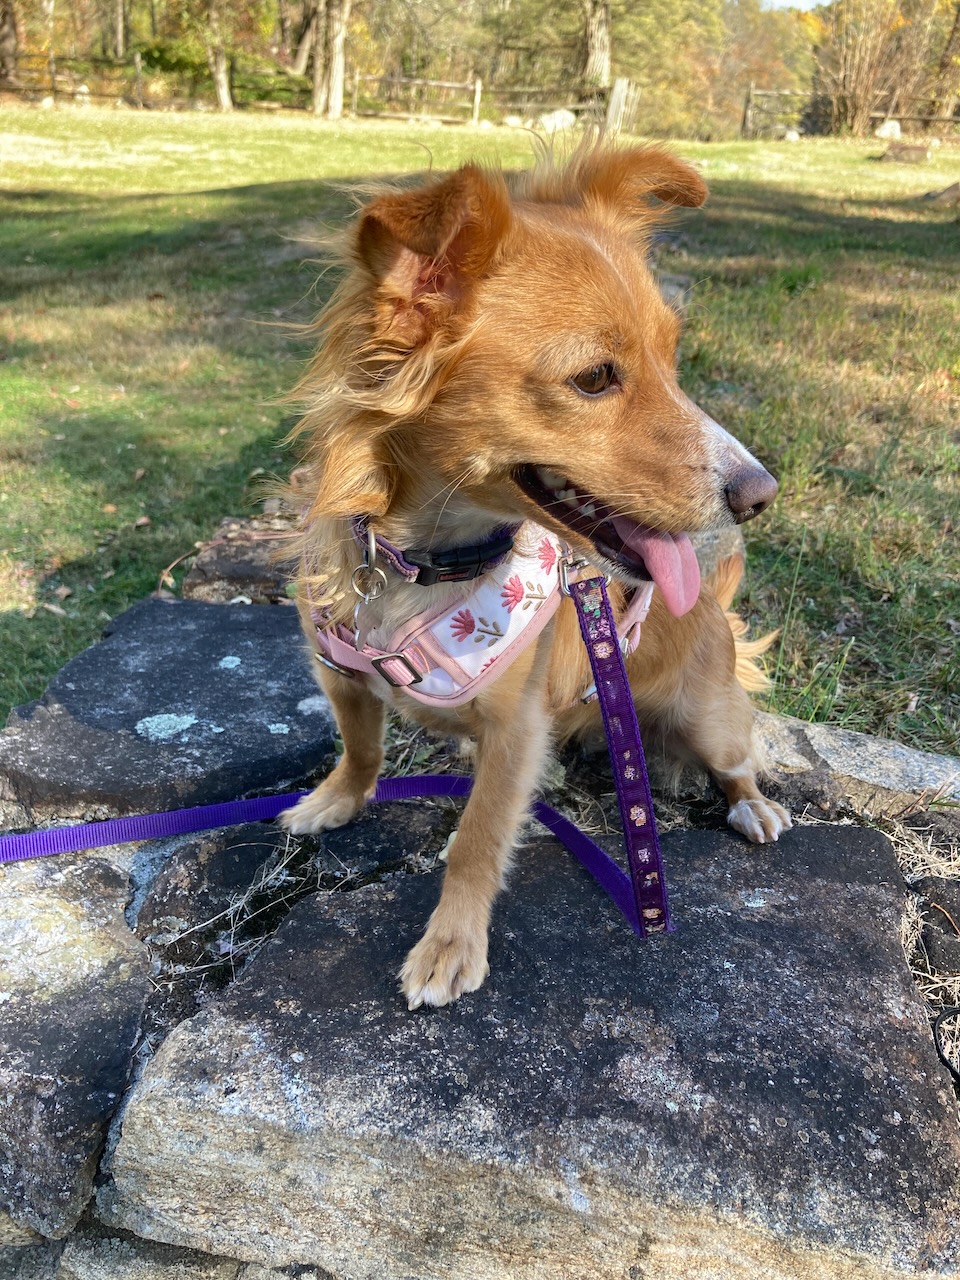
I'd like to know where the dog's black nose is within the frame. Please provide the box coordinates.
[725,464,778,525]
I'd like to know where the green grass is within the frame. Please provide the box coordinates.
[1,109,958,755]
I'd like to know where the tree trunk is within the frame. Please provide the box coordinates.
[205,2,233,110]
[115,0,125,59]
[927,2,960,125]
[291,0,319,76]
[0,0,18,84]
[311,0,329,114]
[277,0,291,58]
[325,0,351,118]
[579,0,611,91]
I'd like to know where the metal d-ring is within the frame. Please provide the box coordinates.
[351,526,387,603]
[559,553,610,596]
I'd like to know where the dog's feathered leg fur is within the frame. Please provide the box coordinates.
[279,666,386,833]
[400,625,555,1009]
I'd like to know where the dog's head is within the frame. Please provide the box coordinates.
[297,143,777,619]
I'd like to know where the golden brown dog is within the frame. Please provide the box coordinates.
[281,142,791,1009]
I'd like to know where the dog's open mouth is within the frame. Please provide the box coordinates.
[514,463,701,618]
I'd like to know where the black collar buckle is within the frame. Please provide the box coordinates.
[404,531,517,586]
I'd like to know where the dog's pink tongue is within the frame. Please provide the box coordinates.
[611,518,701,618]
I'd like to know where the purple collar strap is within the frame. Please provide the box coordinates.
[351,516,521,586]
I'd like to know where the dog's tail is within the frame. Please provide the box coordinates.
[708,554,779,693]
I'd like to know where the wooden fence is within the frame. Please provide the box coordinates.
[351,73,637,133]
[741,83,960,138]
[4,52,640,134]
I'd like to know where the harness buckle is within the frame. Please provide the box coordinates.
[370,652,424,688]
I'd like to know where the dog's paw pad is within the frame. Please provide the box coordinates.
[278,785,366,835]
[727,798,792,845]
[400,932,489,1010]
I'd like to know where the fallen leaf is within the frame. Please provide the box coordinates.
[102,503,117,514]
[101,569,115,580]
[135,515,151,527]
[41,602,67,617]
[53,585,73,600]
[134,468,146,482]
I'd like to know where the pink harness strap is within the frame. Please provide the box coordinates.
[311,522,655,707]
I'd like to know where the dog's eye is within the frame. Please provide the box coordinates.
[570,363,619,397]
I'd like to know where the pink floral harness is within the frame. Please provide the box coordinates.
[310,522,654,708]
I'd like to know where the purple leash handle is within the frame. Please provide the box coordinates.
[567,575,674,937]
[0,775,647,935]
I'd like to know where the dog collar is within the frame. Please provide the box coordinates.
[351,515,521,586]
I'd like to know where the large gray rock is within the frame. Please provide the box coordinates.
[98,827,960,1279]
[0,600,335,821]
[757,711,960,813]
[0,857,150,1239]
[0,1242,59,1280]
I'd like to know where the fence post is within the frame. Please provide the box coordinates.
[606,77,628,134]
[741,81,755,138]
[472,76,482,124]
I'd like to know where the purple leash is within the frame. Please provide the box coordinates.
[567,574,673,936]
[0,576,673,938]
[0,777,653,935]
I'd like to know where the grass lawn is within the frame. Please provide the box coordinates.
[1,106,958,757]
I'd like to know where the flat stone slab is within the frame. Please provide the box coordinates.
[0,600,335,820]
[99,826,960,1279]
[0,856,149,1240]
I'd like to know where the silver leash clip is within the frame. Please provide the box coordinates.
[352,525,388,647]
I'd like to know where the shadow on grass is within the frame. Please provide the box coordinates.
[692,184,958,267]
[0,412,292,719]
[2,173,956,295]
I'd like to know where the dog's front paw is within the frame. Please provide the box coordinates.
[727,797,792,844]
[399,924,490,1011]
[278,777,371,835]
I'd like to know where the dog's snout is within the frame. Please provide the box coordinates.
[724,464,778,525]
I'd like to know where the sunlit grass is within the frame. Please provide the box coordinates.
[1,105,957,753]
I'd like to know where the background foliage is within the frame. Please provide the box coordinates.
[1,0,958,138]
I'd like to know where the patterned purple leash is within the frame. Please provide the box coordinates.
[567,574,674,936]
[0,576,673,938]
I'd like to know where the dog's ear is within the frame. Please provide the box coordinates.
[355,165,511,348]
[578,146,707,214]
